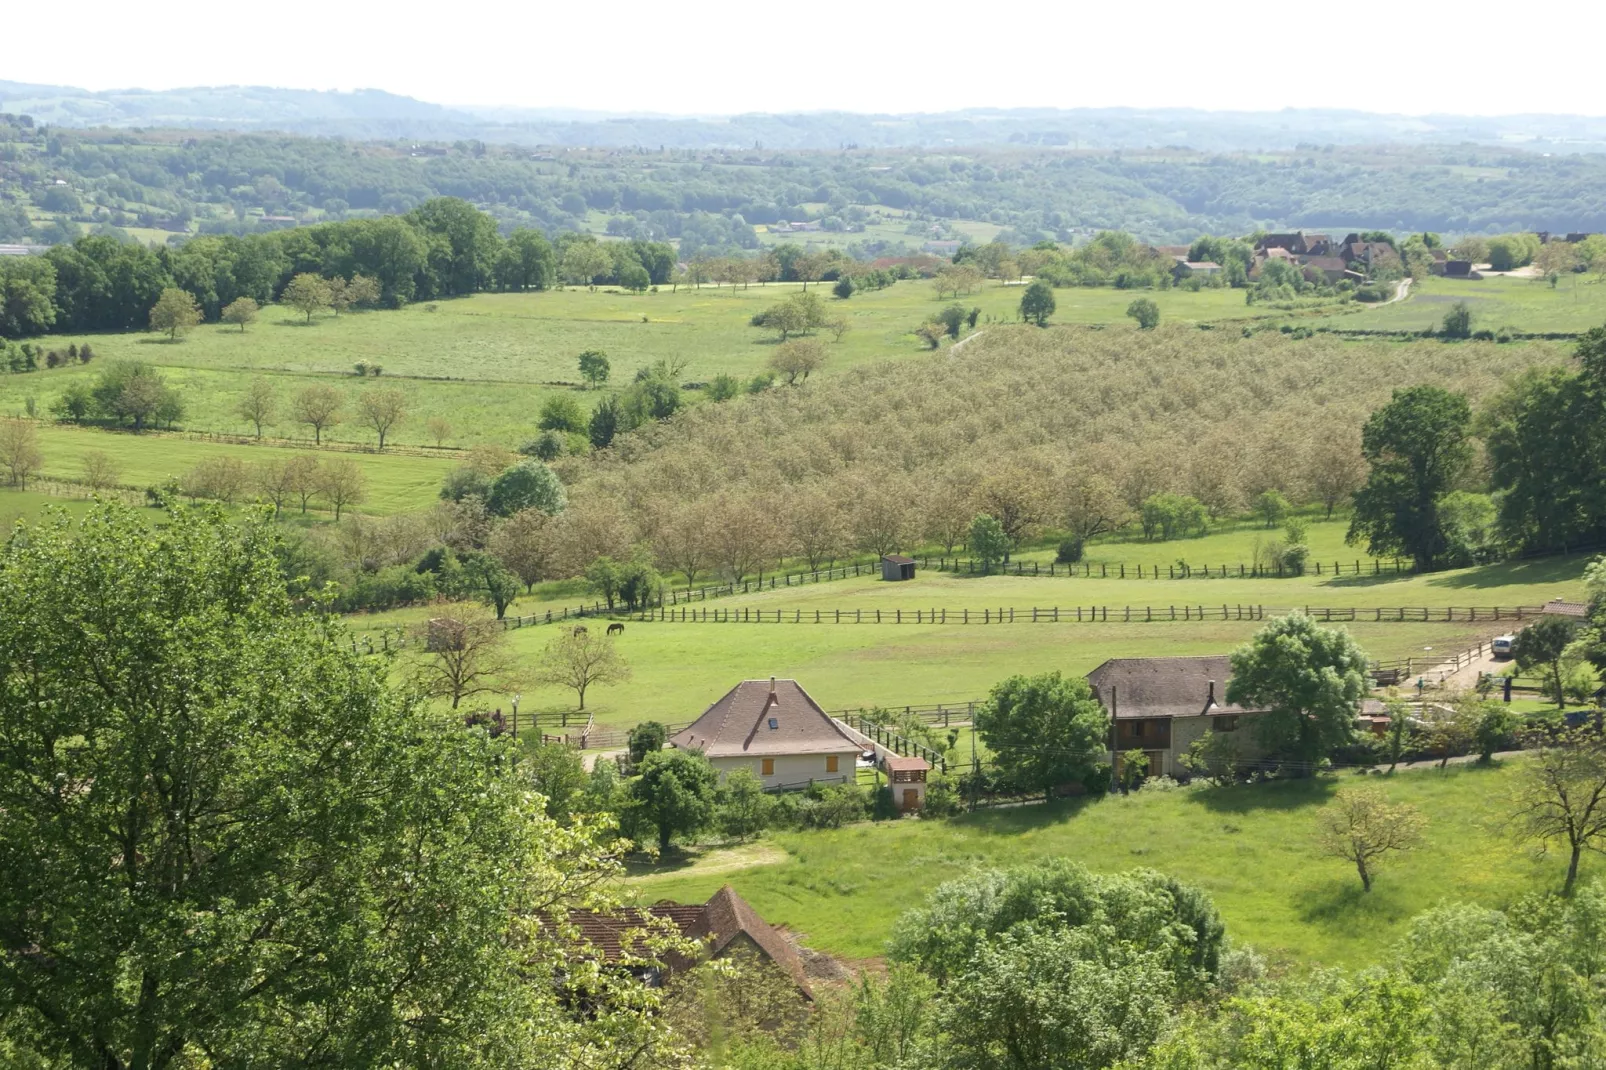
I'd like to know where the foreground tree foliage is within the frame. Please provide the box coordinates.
[0,504,680,1068]
[974,672,1110,801]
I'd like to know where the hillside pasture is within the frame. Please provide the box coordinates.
[626,761,1552,970]
[1342,274,1606,333]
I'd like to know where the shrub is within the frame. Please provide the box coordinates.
[1055,537,1085,564]
[796,783,868,829]
[706,373,740,401]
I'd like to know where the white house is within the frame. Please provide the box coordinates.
[669,678,862,789]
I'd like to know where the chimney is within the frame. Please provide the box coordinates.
[765,677,779,709]
[1207,680,1216,708]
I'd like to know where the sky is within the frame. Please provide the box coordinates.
[6,0,1606,117]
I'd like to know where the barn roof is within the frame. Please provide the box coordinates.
[1086,656,1263,719]
[670,679,862,757]
[1542,599,1589,619]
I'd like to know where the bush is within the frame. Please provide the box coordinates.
[1055,537,1084,564]
[796,783,868,829]
[871,785,901,821]
[706,373,740,402]
[922,775,963,817]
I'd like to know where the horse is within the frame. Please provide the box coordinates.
[606,622,625,636]
[572,625,588,637]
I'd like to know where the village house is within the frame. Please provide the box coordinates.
[669,678,863,789]
[1171,258,1222,280]
[560,885,812,998]
[1087,655,1267,778]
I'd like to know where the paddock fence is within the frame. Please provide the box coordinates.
[626,604,1549,627]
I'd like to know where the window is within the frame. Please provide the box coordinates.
[1212,715,1239,732]
[767,717,778,730]
[761,758,775,776]
[1130,721,1144,737]
[825,755,839,773]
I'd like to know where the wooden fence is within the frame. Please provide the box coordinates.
[628,604,1547,626]
[840,712,950,772]
[922,556,1409,580]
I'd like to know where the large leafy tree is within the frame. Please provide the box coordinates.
[0,504,675,1067]
[1226,613,1370,768]
[628,748,718,853]
[974,672,1110,802]
[1348,385,1472,570]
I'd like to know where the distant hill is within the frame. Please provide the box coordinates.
[3,81,1606,152]
[0,81,473,131]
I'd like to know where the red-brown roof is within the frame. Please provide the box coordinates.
[1542,599,1589,618]
[670,679,862,758]
[882,755,930,772]
[560,885,811,997]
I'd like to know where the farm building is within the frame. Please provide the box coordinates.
[1087,656,1269,778]
[1171,259,1222,279]
[882,755,930,812]
[558,885,812,998]
[669,678,862,789]
[881,555,916,581]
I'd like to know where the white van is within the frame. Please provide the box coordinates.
[1492,635,1515,659]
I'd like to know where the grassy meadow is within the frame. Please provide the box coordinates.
[364,537,1587,730]
[1342,273,1606,333]
[626,760,1555,970]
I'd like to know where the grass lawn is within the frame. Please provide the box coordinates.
[1339,274,1606,333]
[14,423,457,516]
[626,761,1557,970]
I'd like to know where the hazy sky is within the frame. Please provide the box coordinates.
[7,0,1606,116]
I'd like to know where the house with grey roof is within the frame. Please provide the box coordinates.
[1087,655,1269,778]
[669,678,863,789]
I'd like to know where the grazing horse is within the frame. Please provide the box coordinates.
[606,622,625,636]
[572,625,588,637]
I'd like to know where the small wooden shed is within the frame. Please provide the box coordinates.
[881,555,916,581]
[883,755,929,811]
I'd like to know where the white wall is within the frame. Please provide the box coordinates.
[711,750,859,790]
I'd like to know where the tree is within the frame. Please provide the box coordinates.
[654,504,715,588]
[1255,489,1290,527]
[1019,279,1056,327]
[1535,242,1579,288]
[588,394,621,449]
[717,767,775,842]
[1348,386,1472,571]
[532,629,631,711]
[0,505,669,1068]
[1441,301,1474,339]
[710,494,779,583]
[0,417,42,489]
[976,466,1049,553]
[769,338,827,385]
[539,394,587,434]
[974,672,1110,802]
[317,457,367,520]
[968,513,1010,574]
[561,242,611,289]
[91,361,183,432]
[1512,727,1606,894]
[1126,297,1161,329]
[281,272,332,322]
[628,748,718,853]
[1305,429,1368,519]
[1063,471,1127,543]
[1226,613,1370,768]
[455,549,522,619]
[291,384,344,444]
[524,742,589,823]
[220,295,259,331]
[1512,616,1579,709]
[412,612,521,710]
[578,349,610,388]
[850,482,913,560]
[283,454,320,513]
[355,387,407,450]
[81,449,120,492]
[487,460,567,517]
[915,321,947,349]
[1318,788,1425,891]
[148,286,200,340]
[628,720,668,766]
[490,507,554,592]
[426,416,453,446]
[236,377,276,438]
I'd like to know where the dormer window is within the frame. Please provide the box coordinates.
[767,718,778,730]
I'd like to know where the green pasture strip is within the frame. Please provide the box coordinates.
[627,761,1550,970]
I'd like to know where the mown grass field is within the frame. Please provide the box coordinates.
[366,545,1587,730]
[1343,274,1606,333]
[625,761,1555,970]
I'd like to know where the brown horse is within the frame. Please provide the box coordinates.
[606,622,625,636]
[572,625,588,637]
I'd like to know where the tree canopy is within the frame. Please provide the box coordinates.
[1226,613,1370,768]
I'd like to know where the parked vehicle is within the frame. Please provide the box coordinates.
[1492,635,1516,659]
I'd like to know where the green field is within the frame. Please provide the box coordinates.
[1342,274,1606,333]
[0,282,1264,449]
[368,545,1586,730]
[626,761,1552,970]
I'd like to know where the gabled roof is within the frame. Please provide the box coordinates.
[1542,599,1589,619]
[883,554,915,565]
[1087,656,1264,719]
[883,755,930,772]
[560,885,812,997]
[670,679,862,757]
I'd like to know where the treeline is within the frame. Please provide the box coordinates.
[8,118,1606,249]
[0,196,677,339]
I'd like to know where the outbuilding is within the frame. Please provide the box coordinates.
[881,555,916,581]
[882,755,930,812]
